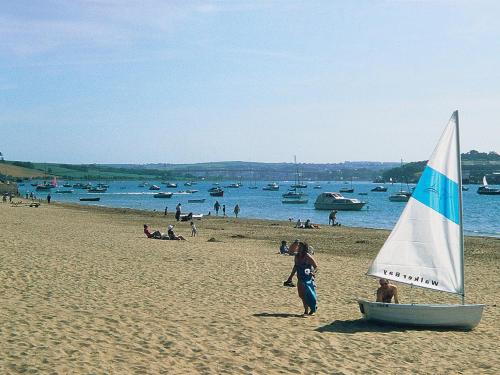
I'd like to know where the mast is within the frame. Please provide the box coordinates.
[455,110,465,304]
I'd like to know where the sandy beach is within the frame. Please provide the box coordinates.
[1,201,498,374]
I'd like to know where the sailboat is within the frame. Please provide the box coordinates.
[339,178,354,193]
[358,111,484,329]
[389,159,411,202]
[282,156,308,204]
[477,176,500,195]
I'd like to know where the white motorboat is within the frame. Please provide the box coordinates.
[263,182,279,191]
[388,192,411,202]
[314,192,365,211]
[358,111,484,330]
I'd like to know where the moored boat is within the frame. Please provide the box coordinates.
[209,188,224,197]
[263,182,279,191]
[149,185,161,190]
[88,187,107,193]
[154,192,173,198]
[388,192,411,202]
[371,186,387,192]
[314,192,366,211]
[188,198,206,203]
[80,197,100,202]
[339,187,354,193]
[282,198,308,204]
[477,176,500,195]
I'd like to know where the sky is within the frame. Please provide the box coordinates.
[1,0,499,164]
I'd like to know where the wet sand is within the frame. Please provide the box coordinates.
[1,201,498,374]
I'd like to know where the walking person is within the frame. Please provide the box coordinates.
[175,203,181,222]
[233,204,240,218]
[214,201,220,216]
[285,242,319,316]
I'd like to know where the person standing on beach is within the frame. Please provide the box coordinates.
[175,203,181,221]
[234,204,240,218]
[164,206,168,216]
[47,193,51,204]
[190,221,197,237]
[214,201,220,216]
[329,210,337,226]
[222,204,226,217]
[285,242,318,316]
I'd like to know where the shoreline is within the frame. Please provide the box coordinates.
[1,200,499,374]
[48,200,500,239]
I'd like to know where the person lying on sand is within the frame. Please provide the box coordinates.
[285,242,319,316]
[304,219,320,229]
[167,224,186,241]
[376,278,399,303]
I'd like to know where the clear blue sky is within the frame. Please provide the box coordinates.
[1,0,499,164]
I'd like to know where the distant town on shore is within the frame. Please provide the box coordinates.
[0,150,498,185]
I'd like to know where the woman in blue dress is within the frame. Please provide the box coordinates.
[285,242,319,316]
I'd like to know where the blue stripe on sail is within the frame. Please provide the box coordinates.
[411,166,460,224]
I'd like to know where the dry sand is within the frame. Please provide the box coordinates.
[1,201,499,374]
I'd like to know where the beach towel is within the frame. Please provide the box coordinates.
[303,279,317,313]
[297,264,318,313]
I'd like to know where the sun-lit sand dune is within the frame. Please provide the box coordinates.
[1,201,498,374]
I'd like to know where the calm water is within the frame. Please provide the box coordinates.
[20,180,499,237]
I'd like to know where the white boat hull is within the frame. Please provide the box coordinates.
[358,300,484,330]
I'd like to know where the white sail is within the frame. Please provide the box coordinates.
[483,176,488,186]
[367,111,463,295]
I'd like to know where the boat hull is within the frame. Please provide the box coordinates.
[80,197,100,202]
[357,300,484,330]
[389,194,410,202]
[477,187,500,195]
[339,188,354,193]
[282,199,308,204]
[154,193,173,198]
[314,202,365,211]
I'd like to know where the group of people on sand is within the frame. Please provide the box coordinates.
[213,201,240,217]
[143,223,191,240]
[282,241,398,317]
[295,218,320,229]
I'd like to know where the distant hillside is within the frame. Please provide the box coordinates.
[382,150,500,184]
[105,161,400,181]
[2,160,400,181]
[0,162,45,178]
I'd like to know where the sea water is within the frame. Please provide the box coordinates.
[20,181,499,237]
